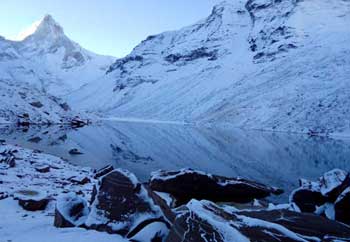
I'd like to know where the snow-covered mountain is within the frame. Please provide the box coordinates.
[70,0,350,135]
[1,15,114,96]
[0,15,115,124]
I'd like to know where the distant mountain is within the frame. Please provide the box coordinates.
[0,14,114,96]
[70,0,350,135]
[0,15,115,124]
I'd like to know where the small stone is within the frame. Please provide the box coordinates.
[0,192,8,200]
[69,176,90,185]
[35,165,50,173]
[14,190,49,211]
[69,149,83,155]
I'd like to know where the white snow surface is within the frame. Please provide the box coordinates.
[0,143,127,242]
[0,199,127,242]
[69,0,350,135]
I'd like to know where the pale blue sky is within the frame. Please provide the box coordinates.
[0,0,222,57]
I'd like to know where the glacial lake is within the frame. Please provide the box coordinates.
[1,121,350,202]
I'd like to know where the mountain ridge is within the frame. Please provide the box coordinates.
[69,0,350,135]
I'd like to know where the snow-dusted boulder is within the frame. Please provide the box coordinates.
[85,169,165,236]
[166,200,350,242]
[290,169,350,224]
[335,188,350,225]
[54,193,89,228]
[14,189,49,211]
[290,188,326,213]
[291,169,350,211]
[237,208,350,241]
[150,169,283,206]
[129,221,169,242]
[319,169,350,201]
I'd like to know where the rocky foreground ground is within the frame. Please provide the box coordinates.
[1,142,350,242]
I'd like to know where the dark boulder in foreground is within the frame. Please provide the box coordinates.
[166,200,350,242]
[54,193,89,228]
[290,188,326,213]
[14,190,49,211]
[290,169,350,224]
[238,209,350,240]
[150,169,283,206]
[335,188,350,225]
[85,169,166,236]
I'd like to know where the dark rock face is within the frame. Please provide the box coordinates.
[166,200,350,242]
[106,55,144,75]
[335,188,350,225]
[14,190,49,211]
[150,169,283,206]
[85,169,163,236]
[54,193,89,228]
[290,188,326,213]
[164,47,218,64]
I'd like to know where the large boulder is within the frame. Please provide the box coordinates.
[319,169,350,201]
[166,200,350,242]
[54,193,89,228]
[85,169,165,236]
[150,169,283,206]
[238,209,350,240]
[290,188,326,213]
[14,190,49,211]
[334,187,350,225]
[290,169,350,217]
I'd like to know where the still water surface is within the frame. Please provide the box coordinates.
[1,121,350,202]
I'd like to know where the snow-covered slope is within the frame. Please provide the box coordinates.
[0,15,115,124]
[70,0,350,135]
[0,78,75,124]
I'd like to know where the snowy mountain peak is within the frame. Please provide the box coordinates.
[17,14,64,41]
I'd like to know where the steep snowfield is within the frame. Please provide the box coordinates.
[70,0,350,134]
[0,15,114,124]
